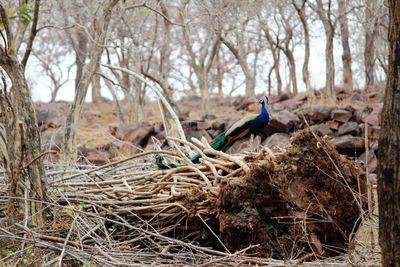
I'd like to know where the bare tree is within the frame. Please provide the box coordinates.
[364,0,385,89]
[309,0,337,102]
[0,0,46,226]
[337,0,353,89]
[61,0,119,163]
[293,0,315,101]
[377,0,400,265]
[180,1,221,114]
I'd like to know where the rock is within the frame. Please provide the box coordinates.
[262,132,290,150]
[280,98,302,110]
[362,113,380,126]
[299,105,334,123]
[325,120,340,131]
[331,109,352,123]
[354,106,373,123]
[84,149,111,165]
[330,135,365,154]
[269,110,300,132]
[35,102,68,130]
[338,121,359,136]
[271,103,284,112]
[358,150,377,173]
[197,121,212,130]
[310,123,333,136]
[111,123,155,147]
[212,120,227,131]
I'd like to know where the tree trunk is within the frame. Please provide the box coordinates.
[377,1,400,265]
[293,1,315,101]
[314,0,336,102]
[263,26,283,95]
[325,33,336,101]
[91,73,101,103]
[338,0,353,89]
[0,58,46,226]
[62,0,118,163]
[285,50,298,95]
[364,0,380,89]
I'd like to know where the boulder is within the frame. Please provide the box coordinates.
[110,123,155,147]
[330,135,365,155]
[338,121,359,136]
[325,120,340,131]
[331,109,352,123]
[310,123,333,136]
[35,102,68,130]
[358,150,377,173]
[269,110,300,132]
[299,105,334,123]
[262,132,290,150]
[280,98,302,110]
[362,113,380,126]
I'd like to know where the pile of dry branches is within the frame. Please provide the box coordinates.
[0,130,376,266]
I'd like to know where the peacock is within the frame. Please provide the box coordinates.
[157,96,270,168]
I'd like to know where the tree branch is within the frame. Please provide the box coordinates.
[21,0,40,67]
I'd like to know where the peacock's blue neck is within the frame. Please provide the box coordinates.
[259,103,269,123]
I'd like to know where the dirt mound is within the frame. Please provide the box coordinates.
[217,130,367,258]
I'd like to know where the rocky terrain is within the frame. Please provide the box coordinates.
[36,85,383,184]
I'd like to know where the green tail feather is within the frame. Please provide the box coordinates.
[156,131,227,168]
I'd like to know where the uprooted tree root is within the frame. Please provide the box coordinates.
[217,130,368,258]
[0,130,368,265]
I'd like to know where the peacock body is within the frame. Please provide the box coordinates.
[158,96,270,167]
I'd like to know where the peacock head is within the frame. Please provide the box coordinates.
[258,96,269,105]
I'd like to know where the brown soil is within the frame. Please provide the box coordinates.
[216,129,368,259]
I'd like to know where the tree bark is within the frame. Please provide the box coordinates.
[0,3,46,226]
[62,0,118,163]
[91,73,102,103]
[337,0,353,89]
[263,27,282,95]
[377,1,400,265]
[293,0,315,101]
[313,0,336,102]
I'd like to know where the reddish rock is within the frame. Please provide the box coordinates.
[197,121,212,130]
[358,150,377,173]
[111,123,155,147]
[325,120,340,131]
[212,120,227,131]
[330,135,365,154]
[269,110,300,132]
[280,98,302,110]
[85,149,111,165]
[299,105,334,123]
[35,102,68,129]
[338,121,359,136]
[262,132,290,150]
[354,106,373,123]
[362,113,380,126]
[331,109,352,123]
[310,123,333,136]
